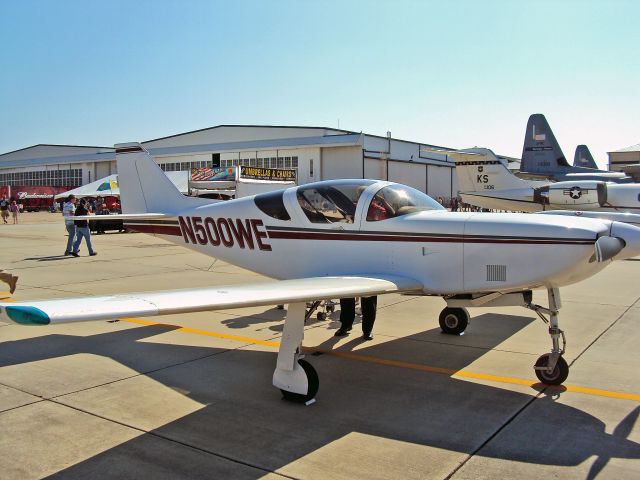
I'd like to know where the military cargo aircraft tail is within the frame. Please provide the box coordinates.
[521,114,570,174]
[520,114,629,182]
[574,145,598,169]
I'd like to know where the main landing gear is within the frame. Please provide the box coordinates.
[442,288,570,385]
[272,302,319,404]
[526,287,569,385]
[438,307,470,335]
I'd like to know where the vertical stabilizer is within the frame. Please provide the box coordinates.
[574,145,598,169]
[454,148,530,192]
[115,143,194,214]
[521,114,570,174]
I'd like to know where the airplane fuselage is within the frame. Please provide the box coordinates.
[126,182,612,295]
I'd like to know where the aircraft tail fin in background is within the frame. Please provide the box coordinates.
[453,148,530,193]
[115,143,205,214]
[574,145,598,169]
[521,114,570,174]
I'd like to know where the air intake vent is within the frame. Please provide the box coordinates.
[487,265,507,282]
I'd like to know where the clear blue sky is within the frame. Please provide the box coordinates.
[1,0,638,168]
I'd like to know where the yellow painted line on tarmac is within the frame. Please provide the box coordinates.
[119,317,280,348]
[318,349,640,401]
[118,317,640,402]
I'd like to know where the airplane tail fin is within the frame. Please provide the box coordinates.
[574,145,598,169]
[521,114,570,174]
[453,148,530,192]
[115,143,196,214]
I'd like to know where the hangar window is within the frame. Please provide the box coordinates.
[254,190,291,220]
[366,184,444,222]
[296,181,373,224]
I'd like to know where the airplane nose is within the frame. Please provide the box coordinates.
[610,221,640,260]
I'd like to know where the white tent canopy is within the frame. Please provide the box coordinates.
[55,172,189,199]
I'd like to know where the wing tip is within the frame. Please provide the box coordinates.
[3,306,51,325]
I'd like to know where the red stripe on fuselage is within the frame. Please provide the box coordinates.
[125,224,182,236]
[266,230,594,245]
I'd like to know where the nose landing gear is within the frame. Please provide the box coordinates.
[526,287,569,385]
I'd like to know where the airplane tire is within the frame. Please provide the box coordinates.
[534,354,569,385]
[281,359,319,403]
[317,312,327,321]
[439,307,469,335]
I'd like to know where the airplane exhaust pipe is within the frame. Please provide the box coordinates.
[594,236,625,262]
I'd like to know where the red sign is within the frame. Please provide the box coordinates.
[12,186,73,211]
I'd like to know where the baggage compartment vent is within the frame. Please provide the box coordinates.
[486,264,507,282]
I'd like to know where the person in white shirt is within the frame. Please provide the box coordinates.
[62,195,77,255]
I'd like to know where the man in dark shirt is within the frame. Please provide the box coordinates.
[71,199,97,257]
[0,196,9,224]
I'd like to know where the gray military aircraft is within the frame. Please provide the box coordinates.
[521,114,631,183]
[574,144,599,169]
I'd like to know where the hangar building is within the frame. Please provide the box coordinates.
[608,143,640,182]
[0,125,465,201]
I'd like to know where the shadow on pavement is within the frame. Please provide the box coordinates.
[0,315,638,479]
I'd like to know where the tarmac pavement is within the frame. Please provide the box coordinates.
[1,212,639,479]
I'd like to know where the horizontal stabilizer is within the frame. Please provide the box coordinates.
[0,275,422,325]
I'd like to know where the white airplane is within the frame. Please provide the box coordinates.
[455,148,640,225]
[2,143,640,403]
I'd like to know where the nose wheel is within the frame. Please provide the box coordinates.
[534,353,569,385]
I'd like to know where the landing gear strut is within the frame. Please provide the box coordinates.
[526,287,569,385]
[272,302,319,404]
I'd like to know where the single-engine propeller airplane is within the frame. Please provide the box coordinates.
[2,143,640,403]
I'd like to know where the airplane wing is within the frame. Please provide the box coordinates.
[0,275,422,325]
[73,213,170,220]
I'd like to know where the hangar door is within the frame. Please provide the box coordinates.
[321,146,362,180]
[388,161,427,193]
[363,157,386,180]
[95,161,112,181]
[427,165,453,200]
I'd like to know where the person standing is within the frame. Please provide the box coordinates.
[9,200,19,224]
[334,296,378,340]
[0,196,9,224]
[62,195,77,255]
[71,199,97,257]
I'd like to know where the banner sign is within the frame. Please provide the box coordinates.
[240,166,296,182]
[14,185,71,199]
[191,167,236,182]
